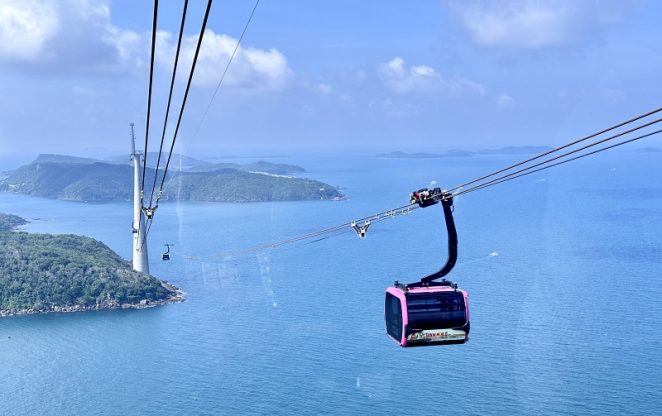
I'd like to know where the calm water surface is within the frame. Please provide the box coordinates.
[1,153,661,415]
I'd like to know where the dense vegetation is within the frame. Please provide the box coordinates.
[1,161,137,201]
[0,155,341,202]
[160,169,339,202]
[0,214,179,315]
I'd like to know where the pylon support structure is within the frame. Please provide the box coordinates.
[130,123,150,274]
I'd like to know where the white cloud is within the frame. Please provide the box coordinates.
[378,57,485,96]
[445,0,630,49]
[0,0,293,90]
[497,93,514,108]
[159,30,292,91]
[0,0,59,62]
[0,0,143,73]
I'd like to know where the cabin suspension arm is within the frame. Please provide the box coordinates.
[409,188,458,286]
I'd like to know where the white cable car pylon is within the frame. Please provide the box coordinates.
[130,123,149,274]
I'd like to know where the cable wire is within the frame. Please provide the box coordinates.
[155,0,213,206]
[454,128,662,198]
[447,107,662,193]
[148,0,189,210]
[191,0,261,142]
[140,0,213,246]
[142,0,159,197]
[160,0,261,201]
[184,109,662,261]
[449,117,661,198]
[188,203,420,260]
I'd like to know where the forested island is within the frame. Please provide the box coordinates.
[0,213,181,316]
[0,154,342,203]
[636,147,662,153]
[0,213,27,231]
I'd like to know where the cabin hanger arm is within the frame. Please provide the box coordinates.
[407,188,458,287]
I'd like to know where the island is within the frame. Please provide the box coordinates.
[0,213,182,316]
[636,147,662,153]
[376,150,475,158]
[0,213,27,231]
[0,154,343,203]
[377,146,553,159]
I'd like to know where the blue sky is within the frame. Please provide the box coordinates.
[1,0,661,160]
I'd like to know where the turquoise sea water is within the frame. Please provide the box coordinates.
[1,152,661,415]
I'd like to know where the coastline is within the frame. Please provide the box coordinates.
[0,284,185,318]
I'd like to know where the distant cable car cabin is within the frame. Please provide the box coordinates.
[162,243,172,261]
[384,188,470,347]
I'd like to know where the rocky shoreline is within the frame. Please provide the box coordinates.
[0,284,184,317]
[1,213,186,318]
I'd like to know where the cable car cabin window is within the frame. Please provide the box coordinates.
[406,292,466,329]
[385,293,403,341]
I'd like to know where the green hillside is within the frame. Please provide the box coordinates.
[161,169,336,202]
[0,156,342,202]
[0,214,180,315]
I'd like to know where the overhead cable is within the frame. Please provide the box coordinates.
[141,0,214,246]
[448,107,662,193]
[448,117,662,198]
[454,128,662,198]
[142,0,159,197]
[148,0,190,210]
[185,108,662,260]
[192,203,420,260]
[155,0,214,205]
[193,0,261,140]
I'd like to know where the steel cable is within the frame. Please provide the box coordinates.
[147,0,189,210]
[192,0,261,141]
[141,0,159,197]
[453,128,662,198]
[155,0,214,206]
[184,110,662,260]
[447,107,662,193]
[447,118,662,198]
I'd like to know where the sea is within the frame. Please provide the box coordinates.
[0,151,661,415]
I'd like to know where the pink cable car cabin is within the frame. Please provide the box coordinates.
[384,188,470,347]
[385,283,469,347]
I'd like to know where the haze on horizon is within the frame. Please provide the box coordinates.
[1,0,661,161]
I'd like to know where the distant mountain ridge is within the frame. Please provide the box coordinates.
[636,147,661,153]
[33,153,306,175]
[103,152,210,169]
[377,146,553,159]
[31,154,102,165]
[185,160,305,175]
[0,155,341,203]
